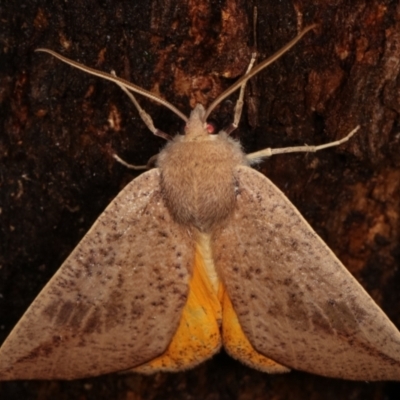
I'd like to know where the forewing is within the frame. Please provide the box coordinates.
[0,169,193,380]
[214,166,400,381]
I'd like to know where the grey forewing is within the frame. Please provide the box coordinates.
[213,165,400,381]
[0,169,193,380]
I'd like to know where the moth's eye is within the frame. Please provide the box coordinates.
[206,120,218,135]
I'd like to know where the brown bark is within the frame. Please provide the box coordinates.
[1,0,400,398]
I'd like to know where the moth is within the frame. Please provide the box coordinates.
[1,24,400,382]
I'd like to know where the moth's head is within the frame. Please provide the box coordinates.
[184,104,215,140]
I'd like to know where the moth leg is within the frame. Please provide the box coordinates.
[246,125,360,162]
[112,153,147,170]
[224,52,257,136]
[109,71,167,170]
[110,71,172,141]
[113,151,159,171]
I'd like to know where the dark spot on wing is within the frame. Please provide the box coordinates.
[55,301,74,326]
[42,300,61,321]
[83,308,102,334]
[131,303,145,320]
[283,278,292,286]
[286,293,310,331]
[69,302,91,328]
[311,306,332,334]
[16,335,63,364]
[104,290,127,331]
[323,299,359,334]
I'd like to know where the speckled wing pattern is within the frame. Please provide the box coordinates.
[0,169,193,380]
[214,165,400,381]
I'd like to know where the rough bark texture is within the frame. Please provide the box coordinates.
[1,0,400,399]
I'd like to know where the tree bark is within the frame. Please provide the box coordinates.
[1,0,400,398]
